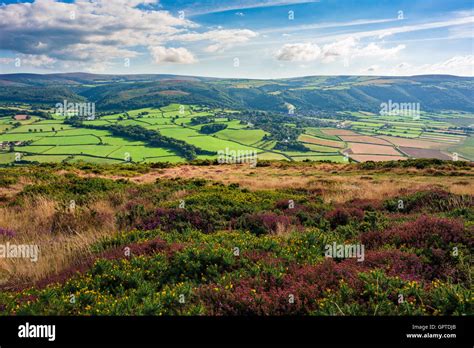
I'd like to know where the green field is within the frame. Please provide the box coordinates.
[0,104,472,165]
[450,136,474,161]
[215,128,268,145]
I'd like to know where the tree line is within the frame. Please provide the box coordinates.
[65,117,215,160]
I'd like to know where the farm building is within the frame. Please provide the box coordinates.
[13,114,30,121]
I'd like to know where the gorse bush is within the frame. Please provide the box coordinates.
[21,175,130,204]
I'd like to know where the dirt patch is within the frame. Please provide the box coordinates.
[340,135,391,146]
[347,143,402,156]
[299,134,345,148]
[399,147,453,160]
[321,129,357,136]
[378,136,449,149]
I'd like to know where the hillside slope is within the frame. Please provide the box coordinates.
[0,73,472,113]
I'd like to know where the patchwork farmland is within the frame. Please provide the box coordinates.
[0,104,473,165]
[313,111,473,162]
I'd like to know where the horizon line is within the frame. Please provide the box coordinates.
[0,72,472,81]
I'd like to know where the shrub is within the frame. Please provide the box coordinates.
[361,215,471,282]
[384,189,473,213]
[139,208,216,233]
[0,176,17,187]
[361,215,469,250]
[235,212,296,235]
[198,260,343,315]
[341,250,426,281]
[343,198,383,212]
[325,207,364,229]
[51,206,114,235]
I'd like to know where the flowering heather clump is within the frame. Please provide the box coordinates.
[273,200,327,228]
[139,208,215,232]
[325,207,364,229]
[0,227,16,238]
[360,215,471,282]
[361,215,469,249]
[235,212,297,235]
[198,260,343,315]
[341,250,426,281]
[116,204,148,229]
[275,199,296,211]
[343,198,383,212]
[384,189,473,213]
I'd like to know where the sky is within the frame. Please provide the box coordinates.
[0,0,472,78]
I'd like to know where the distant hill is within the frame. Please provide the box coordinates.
[0,73,472,113]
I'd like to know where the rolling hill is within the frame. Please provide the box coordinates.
[0,73,472,114]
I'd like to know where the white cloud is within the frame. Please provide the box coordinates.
[322,15,474,42]
[448,24,474,39]
[361,56,474,76]
[0,0,258,70]
[378,31,393,39]
[351,42,405,59]
[0,58,15,65]
[320,37,357,62]
[19,54,57,67]
[276,37,405,63]
[276,43,321,62]
[414,55,474,76]
[262,18,398,35]
[149,46,197,64]
[0,0,196,69]
[186,0,321,16]
[0,54,56,67]
[176,29,258,53]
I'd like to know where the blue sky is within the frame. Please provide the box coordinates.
[0,0,472,78]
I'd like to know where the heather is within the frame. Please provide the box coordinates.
[0,160,472,316]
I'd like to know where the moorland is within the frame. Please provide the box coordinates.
[0,159,472,315]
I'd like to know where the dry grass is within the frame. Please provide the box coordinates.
[74,164,474,199]
[0,176,34,203]
[349,155,407,162]
[0,196,117,287]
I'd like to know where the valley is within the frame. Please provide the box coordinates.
[0,101,472,165]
